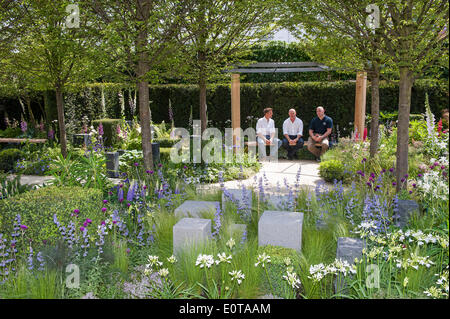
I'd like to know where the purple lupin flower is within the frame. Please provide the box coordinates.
[20,120,27,133]
[98,123,104,136]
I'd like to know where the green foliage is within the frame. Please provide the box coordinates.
[319,159,349,183]
[0,127,22,138]
[0,173,33,199]
[0,148,24,172]
[258,245,301,298]
[92,119,122,147]
[0,186,103,246]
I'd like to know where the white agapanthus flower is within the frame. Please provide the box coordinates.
[195,254,215,269]
[255,253,271,268]
[283,271,301,289]
[216,252,232,265]
[229,270,245,285]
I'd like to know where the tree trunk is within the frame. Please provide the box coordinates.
[199,54,207,133]
[369,65,380,158]
[137,0,153,170]
[396,67,414,192]
[55,84,67,158]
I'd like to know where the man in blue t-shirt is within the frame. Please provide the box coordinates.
[307,106,333,162]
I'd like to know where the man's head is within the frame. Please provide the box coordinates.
[289,109,296,120]
[316,106,325,119]
[263,107,273,119]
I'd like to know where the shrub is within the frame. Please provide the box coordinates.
[0,148,24,172]
[0,186,103,247]
[319,159,348,183]
[153,137,180,148]
[0,127,22,138]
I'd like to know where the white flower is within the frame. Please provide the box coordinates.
[283,271,301,289]
[167,255,177,264]
[146,255,163,270]
[216,252,232,265]
[226,238,236,250]
[255,253,271,268]
[195,254,215,269]
[158,268,169,278]
[229,270,245,285]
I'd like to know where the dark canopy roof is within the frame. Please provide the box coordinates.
[225,62,329,73]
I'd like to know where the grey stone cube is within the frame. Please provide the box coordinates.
[174,200,219,218]
[105,151,119,178]
[395,200,419,228]
[226,223,247,243]
[267,194,294,211]
[335,237,366,294]
[222,188,252,210]
[258,211,304,252]
[73,134,91,147]
[173,218,212,254]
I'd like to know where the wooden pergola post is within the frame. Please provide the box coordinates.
[354,71,367,140]
[231,73,240,150]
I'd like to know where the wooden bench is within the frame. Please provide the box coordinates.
[0,138,47,144]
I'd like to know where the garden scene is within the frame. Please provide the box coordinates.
[0,0,448,301]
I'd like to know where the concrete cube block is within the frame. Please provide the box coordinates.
[395,200,419,228]
[267,194,293,211]
[258,211,304,252]
[335,237,366,294]
[226,223,247,243]
[222,188,252,210]
[173,218,211,254]
[105,152,119,178]
[174,200,219,218]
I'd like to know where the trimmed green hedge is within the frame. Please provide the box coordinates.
[0,186,103,247]
[1,79,448,139]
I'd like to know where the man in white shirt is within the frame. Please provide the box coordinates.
[256,108,282,161]
[282,109,304,160]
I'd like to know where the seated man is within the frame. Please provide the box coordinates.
[256,107,282,161]
[282,108,304,160]
[307,106,333,162]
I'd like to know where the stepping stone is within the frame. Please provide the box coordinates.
[395,200,419,228]
[174,200,219,218]
[258,211,304,252]
[222,188,252,210]
[335,237,366,294]
[105,152,119,178]
[173,218,212,254]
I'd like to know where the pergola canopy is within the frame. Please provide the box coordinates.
[226,62,330,73]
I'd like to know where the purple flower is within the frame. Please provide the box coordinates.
[417,173,423,178]
[86,218,92,224]
[404,174,409,178]
[118,187,124,203]
[73,209,80,214]
[392,182,397,186]
[103,200,108,204]
[20,120,27,133]
[409,190,413,194]
[83,221,88,227]
[48,129,55,140]
[98,123,104,136]
[101,207,107,213]
[134,162,139,167]
[401,178,405,183]
[361,158,367,163]
[80,227,85,232]
[158,163,162,168]
[20,225,28,230]
[441,165,446,170]
[389,168,394,173]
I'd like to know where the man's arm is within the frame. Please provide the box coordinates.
[309,129,318,142]
[256,119,268,143]
[318,128,332,141]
